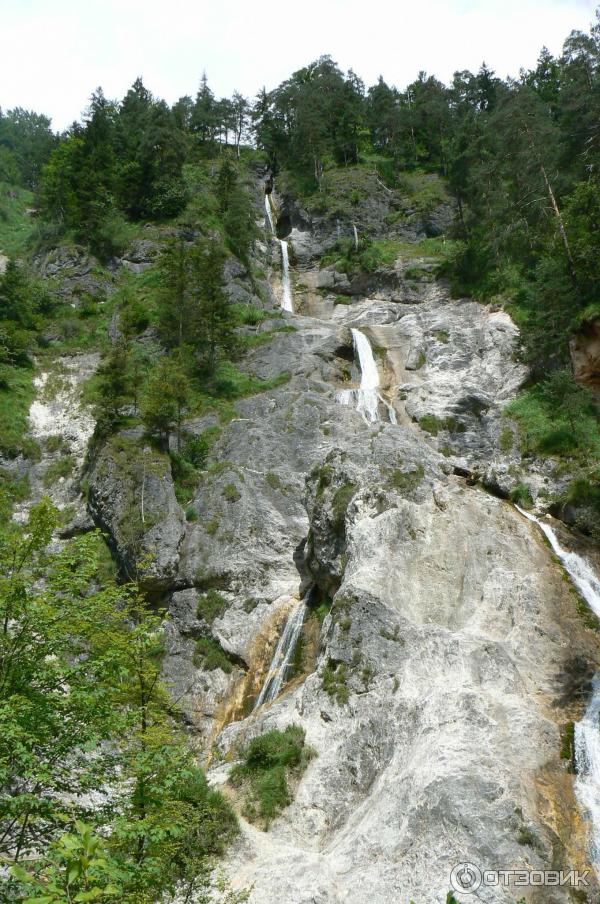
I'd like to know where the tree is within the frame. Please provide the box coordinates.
[140,355,190,450]
[188,239,236,373]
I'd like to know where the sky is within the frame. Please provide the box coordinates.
[0,0,598,130]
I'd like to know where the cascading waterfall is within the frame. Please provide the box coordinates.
[515,506,600,618]
[337,328,397,424]
[264,193,294,313]
[254,598,307,709]
[575,676,600,869]
[516,504,600,869]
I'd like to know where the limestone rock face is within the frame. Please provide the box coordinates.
[87,434,185,591]
[218,453,598,904]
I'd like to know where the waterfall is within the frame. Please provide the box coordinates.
[516,504,600,870]
[337,328,397,424]
[264,193,294,313]
[254,598,307,709]
[575,676,600,870]
[515,506,600,618]
[279,239,293,312]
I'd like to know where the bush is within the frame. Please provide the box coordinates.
[387,464,424,493]
[185,505,198,522]
[322,661,350,705]
[331,482,357,533]
[222,482,241,502]
[509,482,533,508]
[193,636,233,673]
[197,589,228,624]
[229,726,314,827]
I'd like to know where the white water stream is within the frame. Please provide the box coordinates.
[337,328,397,424]
[254,598,307,709]
[264,193,293,312]
[516,504,600,870]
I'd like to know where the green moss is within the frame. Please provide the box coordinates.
[229,725,314,827]
[418,413,465,436]
[560,721,575,770]
[265,470,288,492]
[193,636,233,673]
[331,482,357,533]
[197,589,228,624]
[499,425,515,453]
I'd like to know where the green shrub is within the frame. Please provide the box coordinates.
[560,721,575,769]
[331,482,357,533]
[509,482,533,508]
[197,589,228,624]
[193,636,233,673]
[387,464,424,494]
[185,505,198,522]
[322,661,350,705]
[222,482,241,502]
[418,413,466,436]
[229,725,314,827]
[499,425,515,453]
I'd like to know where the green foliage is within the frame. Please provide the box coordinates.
[0,364,35,456]
[197,589,228,624]
[229,726,313,827]
[140,354,191,450]
[506,371,600,460]
[0,182,37,255]
[386,464,424,493]
[0,503,239,901]
[331,482,357,533]
[322,661,350,705]
[499,425,515,453]
[509,482,534,508]
[193,636,234,673]
[418,413,465,436]
[560,721,575,769]
[42,454,74,485]
[222,482,241,503]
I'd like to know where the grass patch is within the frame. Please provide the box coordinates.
[499,425,515,453]
[222,482,241,503]
[0,365,35,456]
[418,413,466,436]
[509,482,534,508]
[193,636,233,673]
[331,482,357,533]
[229,725,314,828]
[0,182,36,255]
[386,464,424,494]
[211,360,291,400]
[322,661,350,705]
[43,454,74,486]
[197,589,228,624]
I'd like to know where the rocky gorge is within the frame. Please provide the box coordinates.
[7,169,600,904]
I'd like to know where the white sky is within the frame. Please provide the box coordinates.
[0,0,597,130]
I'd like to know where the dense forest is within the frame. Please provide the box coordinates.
[1,8,600,902]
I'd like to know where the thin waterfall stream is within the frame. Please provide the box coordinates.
[265,193,293,312]
[516,504,600,869]
[337,328,397,424]
[254,598,308,709]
